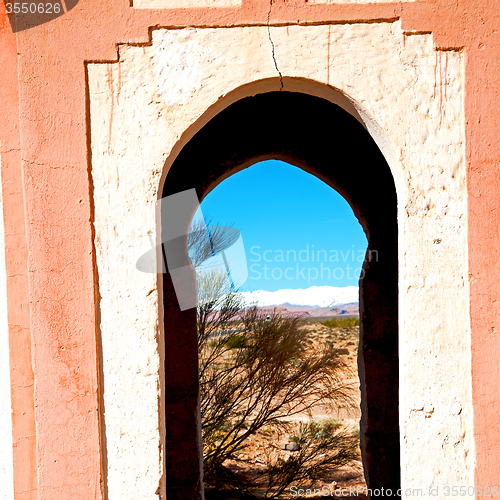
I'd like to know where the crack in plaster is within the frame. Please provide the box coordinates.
[267,0,283,89]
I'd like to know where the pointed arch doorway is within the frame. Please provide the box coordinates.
[162,90,399,499]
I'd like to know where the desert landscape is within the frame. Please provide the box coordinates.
[203,316,367,499]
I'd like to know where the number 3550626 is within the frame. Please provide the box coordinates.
[5,3,62,14]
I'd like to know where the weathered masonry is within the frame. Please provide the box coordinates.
[0,1,499,499]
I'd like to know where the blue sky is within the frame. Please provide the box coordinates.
[194,160,367,292]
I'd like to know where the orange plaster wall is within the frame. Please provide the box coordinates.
[0,6,37,499]
[466,41,500,487]
[1,0,499,497]
[397,0,500,488]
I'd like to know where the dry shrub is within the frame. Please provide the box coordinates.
[199,300,359,497]
[191,220,360,497]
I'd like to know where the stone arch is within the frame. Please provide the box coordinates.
[161,89,399,499]
[157,76,403,200]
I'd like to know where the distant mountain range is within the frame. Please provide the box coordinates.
[239,285,359,308]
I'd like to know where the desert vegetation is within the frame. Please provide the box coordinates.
[320,317,360,329]
[196,277,364,497]
[189,222,365,498]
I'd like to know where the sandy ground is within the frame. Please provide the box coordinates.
[209,321,367,498]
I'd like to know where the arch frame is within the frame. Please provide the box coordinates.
[87,20,472,499]
[161,89,400,497]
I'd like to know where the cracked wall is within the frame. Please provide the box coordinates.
[88,21,471,498]
[0,153,14,500]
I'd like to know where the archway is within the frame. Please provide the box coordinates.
[161,91,399,499]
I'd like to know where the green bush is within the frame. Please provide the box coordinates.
[303,417,342,439]
[264,418,360,498]
[225,333,247,349]
[321,317,359,329]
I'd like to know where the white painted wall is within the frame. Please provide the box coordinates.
[89,21,472,499]
[0,153,14,500]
